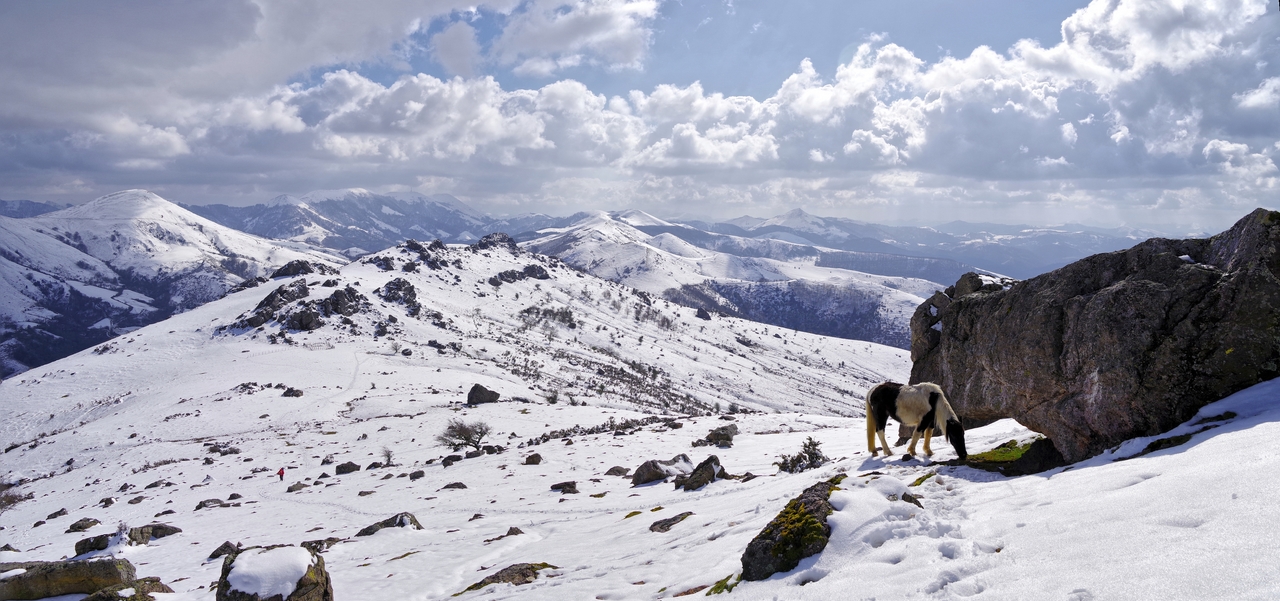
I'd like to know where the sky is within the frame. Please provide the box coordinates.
[0,0,1278,232]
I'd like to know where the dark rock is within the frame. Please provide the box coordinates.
[127,496,145,505]
[228,493,243,500]
[300,538,342,554]
[467,383,500,405]
[0,558,136,600]
[255,279,310,313]
[376,278,422,316]
[356,512,424,537]
[523,453,542,465]
[695,308,712,320]
[704,424,738,447]
[65,517,100,533]
[631,454,693,486]
[320,455,334,465]
[441,454,463,467]
[457,562,556,595]
[409,470,425,481]
[0,544,18,552]
[46,508,68,520]
[195,499,227,510]
[740,481,836,581]
[604,466,629,477]
[215,545,333,601]
[154,510,175,518]
[282,387,304,397]
[366,461,383,470]
[287,482,309,493]
[464,450,484,459]
[82,576,174,601]
[649,511,694,533]
[673,456,726,491]
[98,497,115,507]
[442,482,467,490]
[75,534,113,556]
[209,541,240,560]
[145,479,167,489]
[471,233,520,252]
[127,523,182,545]
[318,286,366,317]
[911,209,1280,461]
[286,309,324,331]
[334,461,360,475]
[550,481,578,494]
[270,260,317,279]
[482,445,503,455]
[32,520,45,528]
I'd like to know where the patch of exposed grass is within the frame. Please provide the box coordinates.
[624,510,642,519]
[968,439,1035,463]
[909,472,936,487]
[707,574,741,595]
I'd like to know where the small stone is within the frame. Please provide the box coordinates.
[649,512,694,533]
[523,453,542,465]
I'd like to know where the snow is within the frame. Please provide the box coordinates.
[226,546,314,599]
[0,234,1276,600]
[0,568,26,580]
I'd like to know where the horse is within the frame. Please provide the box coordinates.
[865,381,967,460]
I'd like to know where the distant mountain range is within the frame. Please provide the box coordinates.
[0,190,343,378]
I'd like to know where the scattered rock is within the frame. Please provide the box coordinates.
[366,461,383,470]
[741,480,837,581]
[550,481,579,494]
[75,534,113,556]
[649,512,694,533]
[0,544,19,552]
[441,454,463,468]
[333,461,360,475]
[409,470,425,481]
[673,456,727,491]
[483,527,525,543]
[215,545,333,601]
[98,498,115,507]
[694,424,738,448]
[127,496,145,505]
[195,499,227,511]
[127,523,182,545]
[46,508,68,520]
[464,450,484,459]
[604,466,629,477]
[911,209,1280,461]
[356,512,424,537]
[82,576,174,601]
[466,384,500,405]
[65,517,100,533]
[442,482,467,490]
[695,308,712,320]
[300,538,342,554]
[523,453,542,465]
[631,454,693,486]
[209,541,240,560]
[282,388,304,397]
[358,491,375,497]
[456,562,557,595]
[287,482,309,493]
[0,558,136,600]
[154,510,175,518]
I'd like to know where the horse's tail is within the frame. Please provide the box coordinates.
[865,386,878,453]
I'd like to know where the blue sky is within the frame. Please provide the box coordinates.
[0,0,1277,232]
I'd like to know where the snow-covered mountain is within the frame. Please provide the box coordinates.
[0,199,68,218]
[185,189,553,258]
[0,190,345,378]
[524,212,944,348]
[0,230,1273,600]
[689,209,1162,279]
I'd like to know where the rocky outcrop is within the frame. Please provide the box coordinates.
[466,384,500,405]
[355,512,424,537]
[82,576,174,601]
[65,517,100,533]
[0,558,136,599]
[673,456,727,491]
[911,209,1280,461]
[693,424,737,448]
[471,233,520,253]
[631,454,693,486]
[740,480,837,581]
[457,562,556,595]
[215,546,333,601]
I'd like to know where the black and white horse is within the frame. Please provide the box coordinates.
[866,381,967,460]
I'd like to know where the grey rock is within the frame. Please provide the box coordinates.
[356,512,424,537]
[649,512,694,533]
[82,576,174,601]
[215,545,333,601]
[75,534,112,556]
[209,541,240,560]
[457,562,557,595]
[604,466,629,477]
[550,481,578,494]
[127,523,182,545]
[741,480,837,581]
[673,456,726,491]
[409,470,425,481]
[911,209,1280,461]
[523,453,542,465]
[442,482,467,490]
[65,517,100,533]
[333,461,360,475]
[631,454,693,486]
[467,384,500,405]
[0,558,136,600]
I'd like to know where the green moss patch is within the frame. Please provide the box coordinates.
[707,574,741,595]
[908,472,936,487]
[965,437,1065,476]
[624,510,642,519]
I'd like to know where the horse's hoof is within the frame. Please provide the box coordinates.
[901,454,914,462]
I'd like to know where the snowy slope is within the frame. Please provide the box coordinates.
[0,190,346,378]
[0,233,1274,600]
[524,212,941,348]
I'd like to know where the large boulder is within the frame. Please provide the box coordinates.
[216,545,333,601]
[673,456,727,491]
[911,209,1280,462]
[466,384,500,405]
[0,558,136,599]
[82,577,174,601]
[127,523,182,545]
[740,480,837,581]
[631,454,693,486]
[355,512,424,537]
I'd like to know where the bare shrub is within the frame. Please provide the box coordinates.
[435,419,492,451]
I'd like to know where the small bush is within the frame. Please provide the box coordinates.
[381,446,395,467]
[774,437,827,474]
[0,483,32,514]
[435,419,492,451]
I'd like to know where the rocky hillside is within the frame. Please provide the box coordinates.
[910,209,1280,461]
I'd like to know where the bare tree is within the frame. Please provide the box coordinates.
[435,419,492,451]
[381,446,394,467]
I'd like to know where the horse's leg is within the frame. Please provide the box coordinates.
[867,407,879,456]
[923,428,934,456]
[877,429,894,457]
[907,427,922,456]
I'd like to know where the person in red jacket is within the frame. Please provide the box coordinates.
[277,467,285,482]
